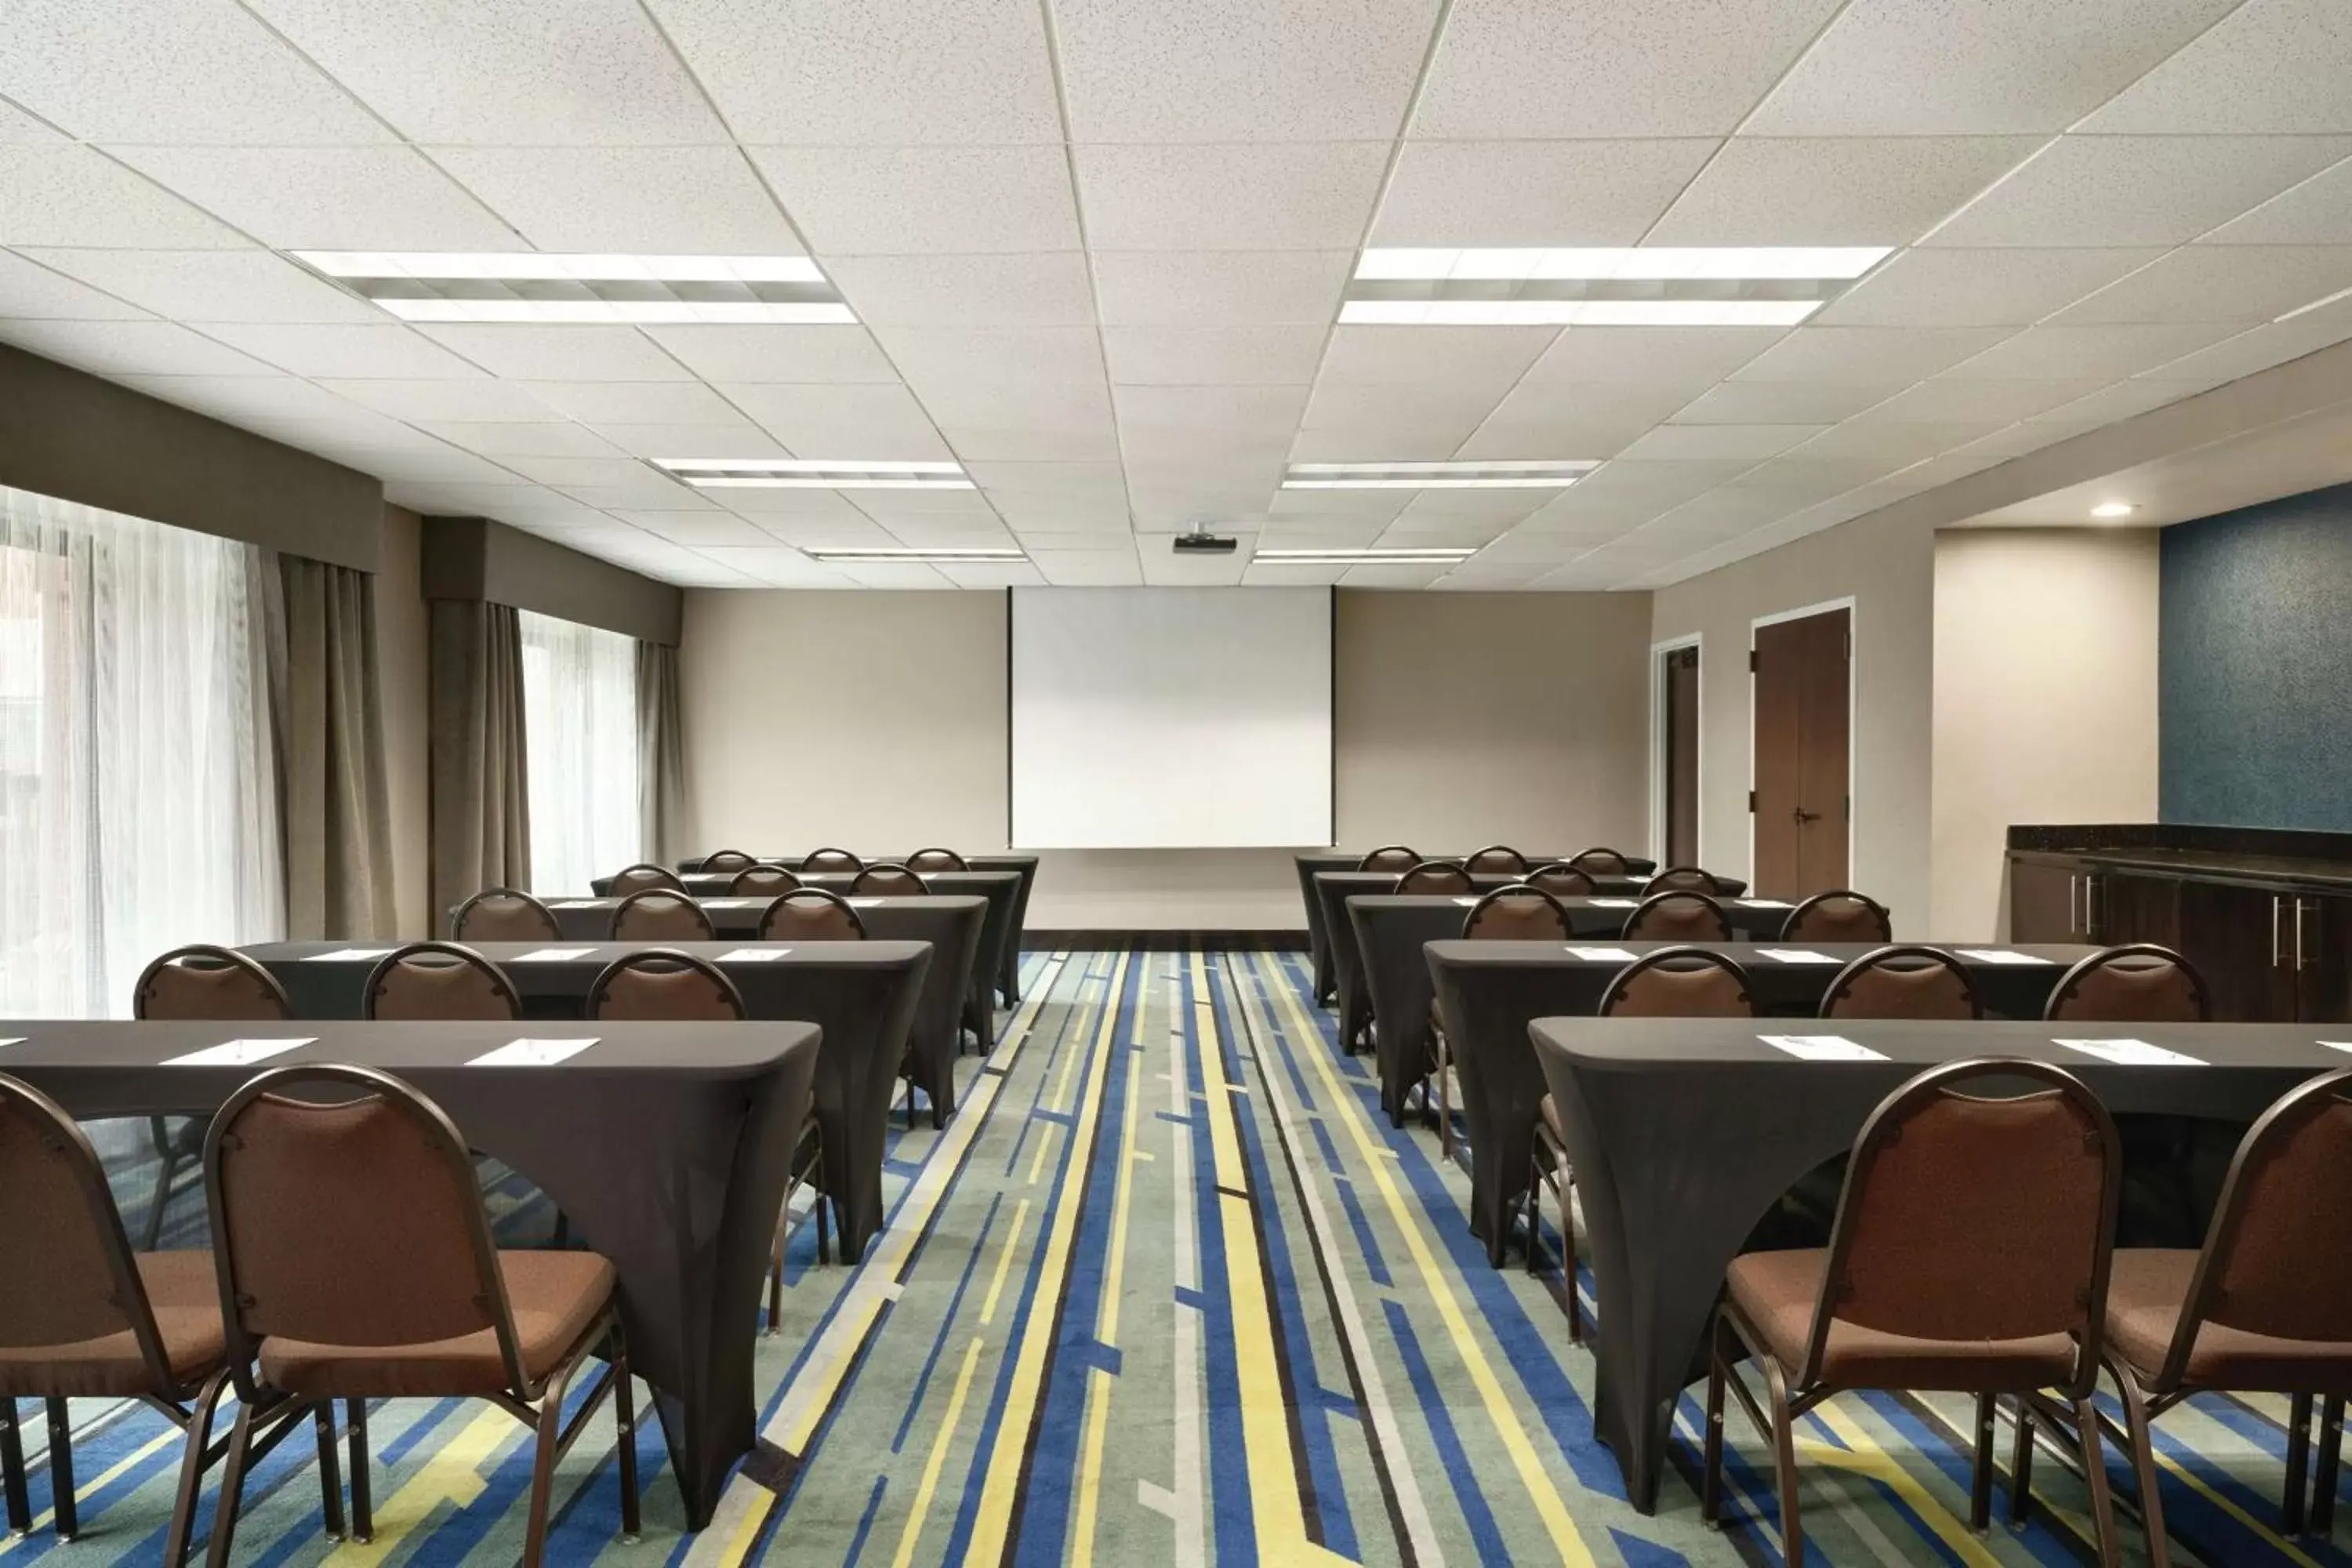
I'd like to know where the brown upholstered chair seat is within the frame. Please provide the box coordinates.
[0,1250,225,1398]
[1726,1248,2079,1392]
[2107,1248,2352,1394]
[257,1251,615,1399]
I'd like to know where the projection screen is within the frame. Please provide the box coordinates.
[1009,587,1333,849]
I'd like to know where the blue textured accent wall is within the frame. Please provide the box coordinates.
[2161,481,2352,829]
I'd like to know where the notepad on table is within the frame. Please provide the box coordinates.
[165,1037,314,1068]
[1759,1033,1886,1062]
[717,948,790,962]
[1958,949,2054,965]
[1588,897,1639,908]
[1756,949,1837,964]
[702,898,760,909]
[2055,1038,2205,1067]
[514,947,597,962]
[848,897,887,908]
[1737,898,1791,908]
[470,1037,598,1068]
[0,1038,22,1051]
[1450,895,1482,906]
[550,899,602,909]
[301,947,394,963]
[1566,946,1637,962]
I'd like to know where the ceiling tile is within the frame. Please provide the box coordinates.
[1372,138,1718,247]
[1795,419,2001,463]
[1340,561,1449,588]
[849,486,997,518]
[0,100,66,142]
[707,488,873,521]
[1647,136,2045,246]
[418,422,626,459]
[1317,325,1557,389]
[749,144,1077,255]
[1100,326,1327,386]
[0,250,154,319]
[430,146,801,254]
[107,146,521,251]
[2135,296,2352,384]
[2204,156,2352,245]
[642,325,899,383]
[241,0,727,145]
[111,373,389,423]
[416,324,694,381]
[873,326,1105,388]
[913,379,1113,435]
[0,145,249,247]
[586,423,784,460]
[1745,0,2240,135]
[376,479,545,513]
[0,318,279,376]
[554,474,717,510]
[0,0,393,143]
[1298,380,1504,457]
[695,546,859,586]
[645,0,1060,144]
[1115,383,1309,465]
[16,249,380,324]
[618,513,781,547]
[1452,415,1666,460]
[936,561,1044,588]
[721,383,952,457]
[1519,326,1788,387]
[1620,423,1827,459]
[1849,376,2106,423]
[1411,0,1844,138]
[841,561,956,589]
[942,423,1123,463]
[1813,246,2168,325]
[2047,245,2352,325]
[334,446,521,485]
[321,376,559,422]
[2083,0,2352,134]
[1670,380,1907,424]
[966,459,1128,496]
[1729,325,2020,383]
[1091,250,1354,326]
[1940,322,2241,379]
[1073,143,1388,251]
[2024,378,2205,427]
[1924,134,2352,247]
[1028,549,1143,586]
[994,498,1134,528]
[516,380,739,424]
[826,252,1097,326]
[200,322,487,379]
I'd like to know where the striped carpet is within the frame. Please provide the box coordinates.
[13,947,2344,1565]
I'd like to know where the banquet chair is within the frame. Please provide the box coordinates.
[799,848,863,873]
[1465,844,1528,875]
[362,942,521,1022]
[1568,847,1631,877]
[1526,862,1597,897]
[731,864,800,898]
[1622,890,1731,942]
[1395,860,1474,896]
[1355,845,1419,872]
[907,848,967,872]
[2045,945,2210,1024]
[699,850,757,873]
[1820,946,1982,1021]
[1425,886,1571,1160]
[130,946,295,1250]
[611,889,715,943]
[452,887,561,944]
[1780,889,1893,946]
[585,949,745,1022]
[850,863,927,897]
[1645,865,1724,895]
[607,863,682,896]
[757,888,866,942]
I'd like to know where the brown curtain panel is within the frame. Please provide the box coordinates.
[429,598,530,929]
[637,639,685,866]
[272,555,397,940]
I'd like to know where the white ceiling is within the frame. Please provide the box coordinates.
[5,0,2352,590]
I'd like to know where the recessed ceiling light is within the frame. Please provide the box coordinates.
[2277,282,2352,322]
[1343,246,1891,328]
[291,251,855,324]
[655,458,973,490]
[1255,547,1476,565]
[1356,248,1891,281]
[1340,299,1825,326]
[1283,461,1599,489]
[803,546,1025,564]
[2091,501,2138,519]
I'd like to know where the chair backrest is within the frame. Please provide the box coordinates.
[362,941,521,1022]
[851,863,928,897]
[1463,884,1572,941]
[731,863,800,898]
[611,889,717,942]
[1568,847,1630,877]
[1395,858,1475,896]
[1805,1058,2119,1396]
[1356,844,1419,873]
[0,1074,176,1388]
[2043,944,2210,1023]
[1781,889,1893,945]
[451,887,560,943]
[585,949,746,1021]
[758,888,867,942]
[1623,890,1731,942]
[800,848,864,873]
[1465,844,1527,875]
[907,847,968,872]
[1645,865,1722,895]
[1599,949,1756,1018]
[133,944,294,1022]
[2158,1067,2352,1381]
[1821,945,1982,1021]
[608,862,684,896]
[1525,862,1597,897]
[701,850,757,873]
[205,1065,532,1399]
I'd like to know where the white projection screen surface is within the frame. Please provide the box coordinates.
[1010,587,1333,849]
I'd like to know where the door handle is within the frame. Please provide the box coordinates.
[2085,875,2097,938]
[2069,874,2079,937]
[2274,895,2285,968]
[1792,808,1820,825]
[2297,897,2309,972]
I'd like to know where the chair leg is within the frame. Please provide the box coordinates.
[2111,1362,2172,1568]
[144,1117,181,1250]
[2008,1398,2034,1527]
[1764,1360,1804,1566]
[2316,1396,2344,1537]
[347,1399,372,1543]
[817,1186,833,1267]
[43,1399,74,1541]
[0,1397,28,1537]
[205,1396,261,1568]
[521,1357,583,1568]
[2073,1394,2123,1568]
[165,1372,230,1568]
[612,1329,641,1543]
[1561,1168,1580,1345]
[1523,1153,1543,1278]
[313,1399,346,1540]
[1701,1314,1730,1526]
[1970,1391,1996,1532]
[767,1227,786,1336]
[1435,1034,1454,1160]
[2287,1392,2314,1536]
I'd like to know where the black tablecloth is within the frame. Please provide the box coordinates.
[1295,851,1658,1003]
[1422,938,2087,1269]
[675,855,1038,1006]
[249,939,932,1262]
[0,1018,819,1529]
[1528,1016,2347,1515]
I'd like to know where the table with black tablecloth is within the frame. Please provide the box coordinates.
[0,1018,819,1529]
[249,938,931,1261]
[676,855,1039,1007]
[1421,938,2076,1268]
[1295,851,1657,1004]
[1527,1015,2347,1515]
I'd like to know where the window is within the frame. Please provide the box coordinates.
[0,485,281,1017]
[519,608,641,895]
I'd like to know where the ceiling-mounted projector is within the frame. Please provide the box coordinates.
[1173,528,1237,555]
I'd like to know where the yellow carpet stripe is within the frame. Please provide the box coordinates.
[978,1197,1031,1328]
[1096,960,1150,1349]
[1802,1402,2005,1566]
[1069,1365,1116,1568]
[0,1427,178,1556]
[323,1404,513,1564]
[888,1338,985,1568]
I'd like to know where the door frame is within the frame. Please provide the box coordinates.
[1748,595,1857,890]
[1648,632,1702,868]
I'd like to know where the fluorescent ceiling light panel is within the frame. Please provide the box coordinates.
[2090,501,2137,519]
[1345,246,1889,328]
[1284,460,1598,489]
[1356,248,1890,281]
[655,459,972,491]
[292,251,854,324]
[804,546,1025,563]
[1256,547,1475,564]
[2278,282,2352,322]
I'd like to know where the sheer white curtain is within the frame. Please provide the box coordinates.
[0,485,282,1018]
[518,608,641,895]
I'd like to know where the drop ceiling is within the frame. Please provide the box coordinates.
[4,0,2352,590]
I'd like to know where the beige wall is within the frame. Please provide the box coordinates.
[1931,528,2161,939]
[678,588,1655,928]
[1650,513,1940,935]
[374,506,433,938]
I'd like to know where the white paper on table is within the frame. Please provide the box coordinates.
[514,947,597,962]
[848,897,887,908]
[469,1037,598,1068]
[1759,1033,1887,1062]
[1588,897,1639,908]
[1451,895,1482,906]
[2321,1041,2352,1056]
[301,947,395,963]
[550,899,602,909]
[717,948,790,962]
[0,1038,22,1050]
[165,1037,314,1067]
[2055,1037,2206,1067]
[702,898,760,909]
[1957,948,2054,966]
[1756,949,1838,964]
[1737,898,1791,908]
[1566,946,1638,962]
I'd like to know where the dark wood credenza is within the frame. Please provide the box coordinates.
[2008,824,2352,1023]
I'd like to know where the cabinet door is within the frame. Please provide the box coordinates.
[2089,871,2180,947]
[2175,880,2294,1023]
[2009,856,2082,942]
[2292,893,2352,1024]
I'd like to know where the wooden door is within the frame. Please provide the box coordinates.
[2292,893,2352,1024]
[2090,870,2181,948]
[2009,856,2083,943]
[1663,644,1700,867]
[2175,879,2295,1023]
[1751,608,1850,899]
